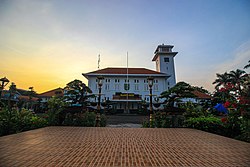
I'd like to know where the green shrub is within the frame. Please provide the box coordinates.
[82,112,96,127]
[162,118,172,128]
[62,112,107,127]
[181,102,208,119]
[141,112,184,128]
[0,107,18,135]
[0,107,48,136]
[47,97,67,126]
[100,114,107,127]
[184,116,223,133]
[142,119,150,128]
[237,116,250,142]
[30,116,48,129]
[63,113,74,126]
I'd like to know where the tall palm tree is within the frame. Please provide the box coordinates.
[213,72,230,90]
[244,60,250,69]
[228,69,246,93]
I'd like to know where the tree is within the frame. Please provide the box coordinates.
[47,96,67,125]
[8,82,17,110]
[160,81,195,107]
[244,60,250,69]
[213,72,230,90]
[228,69,246,94]
[27,87,37,110]
[64,79,93,108]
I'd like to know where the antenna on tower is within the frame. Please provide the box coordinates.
[98,54,100,69]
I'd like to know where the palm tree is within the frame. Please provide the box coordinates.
[228,69,246,94]
[213,72,230,90]
[244,60,250,69]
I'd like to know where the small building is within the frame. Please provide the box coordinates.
[180,90,212,104]
[83,44,178,113]
[37,88,64,103]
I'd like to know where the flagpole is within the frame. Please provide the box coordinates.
[98,54,100,69]
[126,52,129,114]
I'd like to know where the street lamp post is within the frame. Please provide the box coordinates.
[96,76,104,127]
[0,77,10,102]
[147,76,154,128]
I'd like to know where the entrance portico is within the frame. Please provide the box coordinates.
[111,92,142,113]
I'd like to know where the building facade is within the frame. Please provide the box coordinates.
[83,44,178,113]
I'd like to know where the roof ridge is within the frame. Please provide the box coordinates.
[84,67,167,75]
[38,87,63,95]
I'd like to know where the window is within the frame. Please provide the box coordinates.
[162,47,171,52]
[154,84,158,91]
[164,57,169,62]
[134,79,139,83]
[134,84,139,91]
[125,79,130,83]
[115,84,120,90]
[144,84,148,91]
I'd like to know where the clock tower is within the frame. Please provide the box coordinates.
[152,44,178,89]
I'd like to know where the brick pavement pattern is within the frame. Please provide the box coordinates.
[0,127,249,167]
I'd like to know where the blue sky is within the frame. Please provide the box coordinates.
[0,0,249,92]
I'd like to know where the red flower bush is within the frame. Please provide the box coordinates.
[221,117,227,123]
[223,101,237,109]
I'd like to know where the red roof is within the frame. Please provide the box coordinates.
[85,67,166,75]
[18,95,39,101]
[38,88,64,97]
[192,90,211,99]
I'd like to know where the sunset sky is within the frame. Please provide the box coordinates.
[0,0,249,93]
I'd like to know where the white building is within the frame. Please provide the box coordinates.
[83,44,178,113]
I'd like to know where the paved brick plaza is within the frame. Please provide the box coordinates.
[0,127,249,167]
